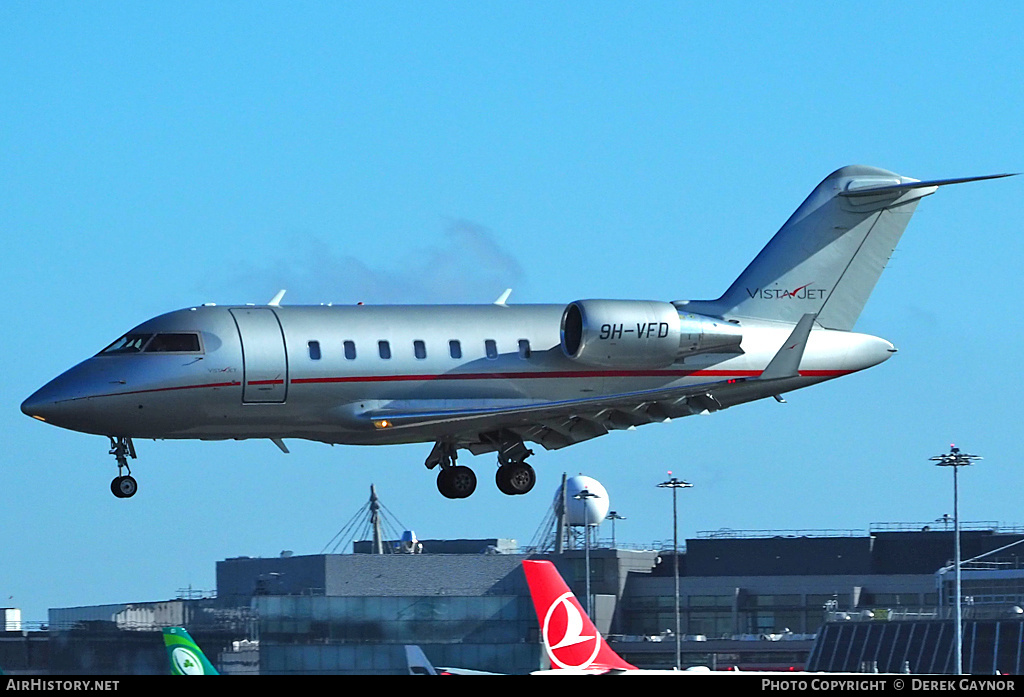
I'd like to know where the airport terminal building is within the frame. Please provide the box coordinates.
[4,523,1024,674]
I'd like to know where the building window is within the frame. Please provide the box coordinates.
[344,340,356,360]
[378,341,391,360]
[449,340,462,359]
[485,339,498,359]
[308,341,321,360]
[414,340,426,359]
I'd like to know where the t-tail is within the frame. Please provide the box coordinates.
[682,166,1014,330]
[522,559,636,673]
[163,627,219,675]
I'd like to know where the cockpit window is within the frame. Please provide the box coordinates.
[145,333,202,353]
[99,333,153,354]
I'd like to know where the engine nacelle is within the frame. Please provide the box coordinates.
[560,300,743,368]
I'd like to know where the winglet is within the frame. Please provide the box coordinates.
[760,313,816,381]
[494,289,512,306]
[268,289,286,307]
[163,627,219,675]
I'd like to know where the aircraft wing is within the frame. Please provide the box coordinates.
[361,377,737,453]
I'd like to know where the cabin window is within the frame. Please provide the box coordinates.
[144,333,202,353]
[378,340,391,359]
[99,333,153,354]
[344,340,356,360]
[308,340,321,360]
[518,339,531,359]
[485,339,498,359]
[449,340,462,359]
[414,340,427,359]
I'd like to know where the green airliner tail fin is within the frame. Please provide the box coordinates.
[162,627,219,675]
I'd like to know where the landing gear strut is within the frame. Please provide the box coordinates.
[428,442,477,500]
[108,436,138,499]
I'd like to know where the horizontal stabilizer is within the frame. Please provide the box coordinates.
[759,313,816,381]
[839,173,1016,198]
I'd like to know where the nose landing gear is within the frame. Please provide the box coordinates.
[108,436,138,499]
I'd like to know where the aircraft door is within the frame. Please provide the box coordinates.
[229,308,288,403]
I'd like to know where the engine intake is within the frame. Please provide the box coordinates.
[560,300,742,368]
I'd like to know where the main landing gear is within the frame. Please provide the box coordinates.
[426,438,537,500]
[495,440,536,496]
[429,442,477,499]
[108,436,138,499]
[436,463,477,500]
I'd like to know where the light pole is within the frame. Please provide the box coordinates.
[574,487,600,618]
[929,444,982,676]
[606,510,626,548]
[658,473,693,670]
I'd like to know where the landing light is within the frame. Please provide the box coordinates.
[31,415,46,422]
[374,419,392,429]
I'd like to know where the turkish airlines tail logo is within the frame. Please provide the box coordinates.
[522,560,636,672]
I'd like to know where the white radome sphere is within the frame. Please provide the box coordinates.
[557,475,610,526]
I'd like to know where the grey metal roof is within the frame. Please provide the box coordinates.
[323,553,531,596]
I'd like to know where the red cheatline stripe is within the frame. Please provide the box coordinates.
[287,368,853,385]
[72,368,856,400]
[59,381,242,402]
[109,380,242,395]
[292,370,744,384]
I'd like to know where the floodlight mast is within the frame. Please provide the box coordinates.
[574,487,600,618]
[929,444,982,675]
[658,473,693,671]
[606,510,626,548]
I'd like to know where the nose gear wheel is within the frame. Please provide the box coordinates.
[111,475,138,498]
[108,436,138,498]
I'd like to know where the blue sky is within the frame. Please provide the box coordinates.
[3,3,1022,623]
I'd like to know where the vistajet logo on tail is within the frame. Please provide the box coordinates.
[746,283,827,300]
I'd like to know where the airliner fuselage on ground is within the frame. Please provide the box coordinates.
[21,166,1011,499]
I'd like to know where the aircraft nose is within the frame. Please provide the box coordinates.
[21,361,114,432]
[21,392,46,420]
[22,380,72,425]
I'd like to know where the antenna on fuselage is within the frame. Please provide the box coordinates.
[493,289,512,306]
[268,289,287,306]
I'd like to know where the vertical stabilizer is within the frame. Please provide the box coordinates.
[163,627,219,675]
[522,560,636,672]
[681,167,1009,330]
[405,645,439,675]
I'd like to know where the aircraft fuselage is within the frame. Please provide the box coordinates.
[23,303,892,446]
[24,165,1005,499]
